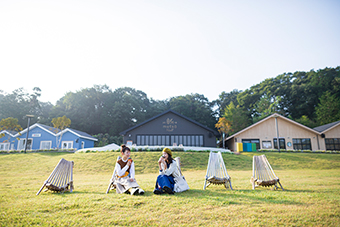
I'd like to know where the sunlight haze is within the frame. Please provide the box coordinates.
[1,0,339,104]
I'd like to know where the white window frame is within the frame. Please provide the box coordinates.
[81,141,85,149]
[0,142,10,151]
[17,138,33,150]
[61,141,73,149]
[40,141,52,150]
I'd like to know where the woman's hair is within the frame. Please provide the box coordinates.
[121,144,130,154]
[165,153,174,165]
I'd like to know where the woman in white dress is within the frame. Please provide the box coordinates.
[114,144,144,195]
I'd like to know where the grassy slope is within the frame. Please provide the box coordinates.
[1,151,340,226]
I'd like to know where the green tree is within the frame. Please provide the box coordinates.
[168,93,216,129]
[223,102,251,135]
[0,87,42,127]
[295,115,318,128]
[214,89,242,118]
[315,91,340,125]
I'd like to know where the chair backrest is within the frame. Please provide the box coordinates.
[174,157,182,176]
[253,155,278,181]
[206,152,230,179]
[46,158,73,187]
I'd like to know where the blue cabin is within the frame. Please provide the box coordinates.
[0,130,18,150]
[0,123,97,151]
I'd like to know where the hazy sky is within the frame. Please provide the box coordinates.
[1,0,339,104]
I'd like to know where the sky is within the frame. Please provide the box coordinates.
[1,0,340,104]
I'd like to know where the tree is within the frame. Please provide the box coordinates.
[0,87,42,127]
[295,115,318,128]
[315,91,340,125]
[215,117,232,148]
[214,89,242,118]
[0,117,22,143]
[51,116,71,149]
[223,102,251,135]
[168,93,216,129]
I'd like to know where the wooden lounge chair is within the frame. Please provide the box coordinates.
[36,158,74,195]
[251,155,284,190]
[203,151,232,190]
[106,156,121,194]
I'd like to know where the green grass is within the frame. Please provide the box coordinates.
[1,152,340,226]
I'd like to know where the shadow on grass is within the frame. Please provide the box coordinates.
[174,188,304,205]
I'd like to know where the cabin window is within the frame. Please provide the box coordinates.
[262,141,272,149]
[135,134,204,146]
[242,139,260,150]
[273,138,286,149]
[40,141,52,150]
[0,143,10,151]
[18,139,33,150]
[325,138,340,150]
[292,138,311,150]
[62,141,73,149]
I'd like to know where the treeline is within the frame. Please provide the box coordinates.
[1,66,339,145]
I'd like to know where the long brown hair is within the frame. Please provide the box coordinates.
[165,153,174,165]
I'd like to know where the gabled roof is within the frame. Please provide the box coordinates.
[14,123,97,141]
[57,128,98,141]
[0,130,18,137]
[14,123,59,137]
[313,120,340,133]
[120,109,219,136]
[225,113,320,141]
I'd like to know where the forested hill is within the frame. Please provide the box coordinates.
[1,66,339,144]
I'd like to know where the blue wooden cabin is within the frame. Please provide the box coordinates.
[0,123,97,151]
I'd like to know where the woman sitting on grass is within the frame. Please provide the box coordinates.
[153,147,189,195]
[114,144,144,195]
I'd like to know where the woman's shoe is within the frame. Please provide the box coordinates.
[138,189,145,195]
[163,186,174,194]
[131,188,139,195]
[153,188,163,195]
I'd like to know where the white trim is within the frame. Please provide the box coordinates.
[56,128,98,141]
[17,138,33,150]
[61,141,73,149]
[0,142,10,151]
[14,123,57,137]
[320,122,340,134]
[226,113,321,141]
[0,130,16,137]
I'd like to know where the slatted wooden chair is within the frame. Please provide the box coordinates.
[36,158,74,195]
[203,151,233,190]
[106,156,121,194]
[251,155,284,190]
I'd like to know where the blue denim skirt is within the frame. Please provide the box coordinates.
[155,174,175,191]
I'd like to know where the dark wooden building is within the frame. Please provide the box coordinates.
[120,110,219,147]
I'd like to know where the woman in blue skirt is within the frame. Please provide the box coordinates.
[153,147,177,194]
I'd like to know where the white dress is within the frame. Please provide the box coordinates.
[114,158,140,194]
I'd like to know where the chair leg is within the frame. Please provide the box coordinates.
[36,183,46,196]
[106,182,113,194]
[278,181,284,191]
[203,180,207,190]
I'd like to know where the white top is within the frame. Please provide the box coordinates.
[114,158,135,179]
[159,160,180,178]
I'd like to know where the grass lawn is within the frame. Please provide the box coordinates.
[1,151,340,226]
